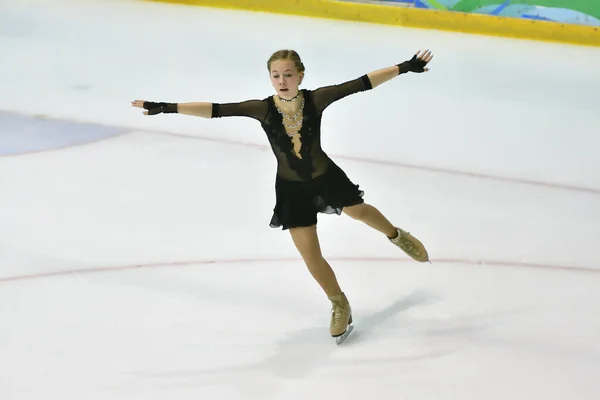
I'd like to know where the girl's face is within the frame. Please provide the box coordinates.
[269,59,304,100]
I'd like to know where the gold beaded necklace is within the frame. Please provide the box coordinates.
[274,97,304,137]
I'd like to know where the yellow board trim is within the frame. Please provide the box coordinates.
[144,0,600,47]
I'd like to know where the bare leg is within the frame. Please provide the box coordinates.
[289,224,342,297]
[344,203,430,262]
[343,203,398,238]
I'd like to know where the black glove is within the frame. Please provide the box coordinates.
[397,54,428,74]
[143,101,178,115]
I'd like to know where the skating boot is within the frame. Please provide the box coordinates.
[389,227,429,262]
[328,292,353,342]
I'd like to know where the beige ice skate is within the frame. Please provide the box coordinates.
[328,292,352,337]
[389,227,430,262]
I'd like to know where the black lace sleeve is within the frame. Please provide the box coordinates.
[311,74,373,112]
[211,99,269,123]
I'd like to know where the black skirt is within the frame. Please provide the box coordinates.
[269,161,365,230]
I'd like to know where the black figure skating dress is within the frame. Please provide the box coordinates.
[211,74,373,229]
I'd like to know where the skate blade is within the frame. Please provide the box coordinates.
[335,324,354,345]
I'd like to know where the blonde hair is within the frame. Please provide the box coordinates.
[267,49,305,73]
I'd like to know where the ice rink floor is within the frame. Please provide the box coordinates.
[1,1,600,399]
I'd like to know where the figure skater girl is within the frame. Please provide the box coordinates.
[131,48,433,340]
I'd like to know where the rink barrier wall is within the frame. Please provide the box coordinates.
[143,0,600,47]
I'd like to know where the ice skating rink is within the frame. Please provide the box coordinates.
[1,0,600,399]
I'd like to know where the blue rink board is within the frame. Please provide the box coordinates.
[0,112,125,156]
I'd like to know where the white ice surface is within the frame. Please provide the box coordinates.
[1,1,600,399]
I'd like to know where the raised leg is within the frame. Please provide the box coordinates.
[343,203,397,238]
[343,203,430,262]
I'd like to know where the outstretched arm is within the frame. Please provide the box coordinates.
[368,49,433,88]
[131,99,268,122]
[312,49,433,112]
